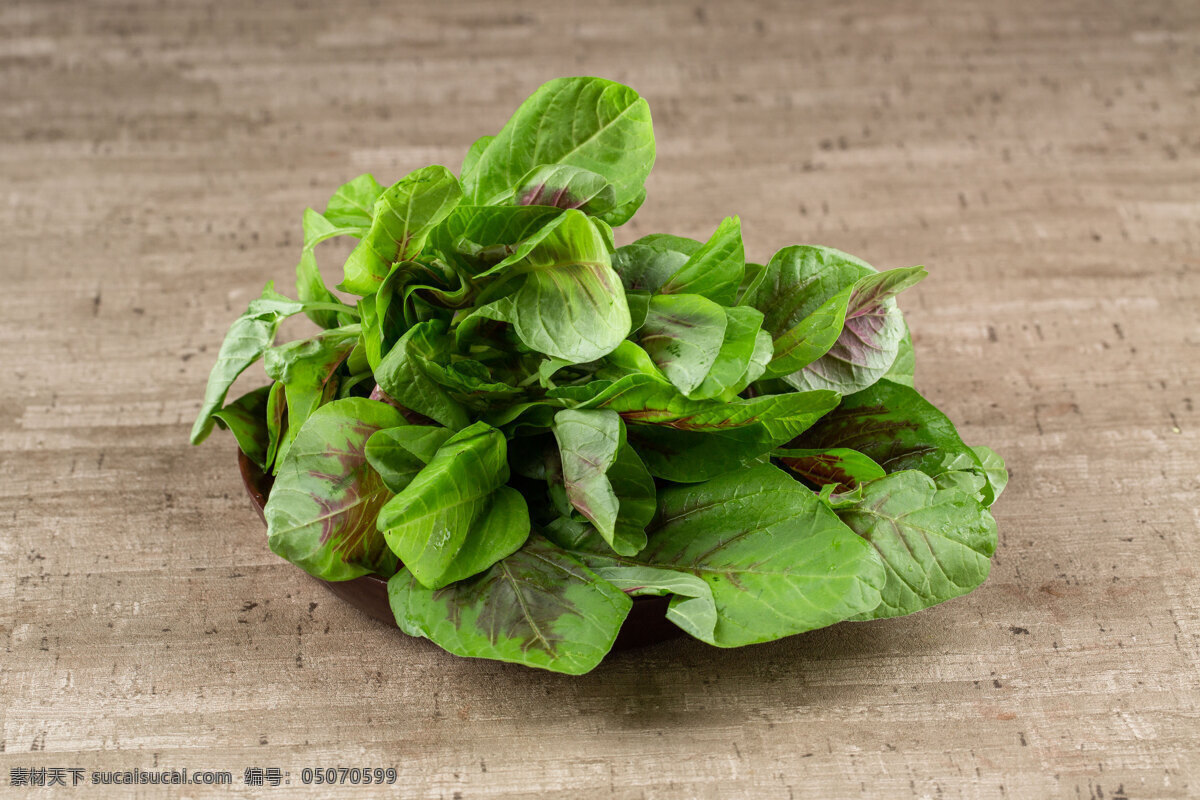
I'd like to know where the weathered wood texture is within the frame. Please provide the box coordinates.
[2,1,1198,797]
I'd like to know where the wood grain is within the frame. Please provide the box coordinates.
[2,1,1198,797]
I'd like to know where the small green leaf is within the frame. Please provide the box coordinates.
[637,294,727,397]
[323,173,385,229]
[660,216,745,305]
[264,327,359,469]
[364,425,454,493]
[587,566,717,641]
[970,446,1008,506]
[374,320,470,430]
[882,321,915,387]
[791,379,980,483]
[774,447,887,492]
[388,536,631,675]
[212,385,272,469]
[473,211,631,363]
[340,166,464,295]
[551,409,653,555]
[510,164,616,216]
[190,284,306,445]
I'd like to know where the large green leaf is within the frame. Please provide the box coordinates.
[388,536,632,675]
[474,210,631,363]
[377,422,529,589]
[190,284,307,445]
[264,398,406,580]
[212,385,272,469]
[637,294,727,397]
[464,77,655,214]
[340,166,464,295]
[551,409,653,556]
[837,471,997,619]
[561,464,885,646]
[659,216,745,305]
[373,320,470,430]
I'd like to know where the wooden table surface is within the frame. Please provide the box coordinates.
[3,1,1198,797]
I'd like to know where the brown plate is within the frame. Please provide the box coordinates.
[238,451,681,651]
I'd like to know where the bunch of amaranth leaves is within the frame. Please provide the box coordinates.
[192,77,1005,674]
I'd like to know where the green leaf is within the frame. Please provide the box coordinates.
[474,210,631,363]
[212,385,272,469]
[465,77,655,214]
[551,410,653,556]
[786,268,926,394]
[263,327,359,469]
[323,173,385,229]
[637,294,727,397]
[340,166,464,295]
[265,380,287,468]
[510,164,616,216]
[561,464,885,646]
[377,422,529,589]
[190,283,306,445]
[774,447,887,492]
[364,425,454,493]
[836,471,997,619]
[430,204,563,274]
[659,216,745,305]
[970,446,1008,505]
[387,536,631,675]
[374,320,470,430]
[882,321,915,387]
[585,566,717,641]
[568,373,838,437]
[295,208,361,329]
[265,398,406,580]
[460,135,494,183]
[689,305,770,400]
[791,379,980,482]
[750,245,925,392]
[611,237,695,295]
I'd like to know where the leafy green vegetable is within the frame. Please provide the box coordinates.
[194,76,1005,674]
